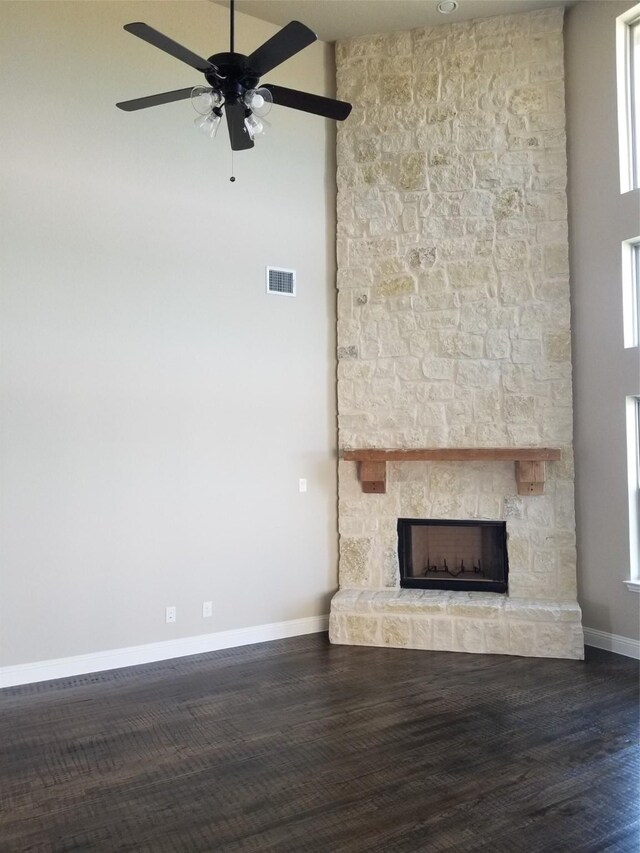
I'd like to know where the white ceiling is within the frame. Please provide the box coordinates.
[214,0,576,43]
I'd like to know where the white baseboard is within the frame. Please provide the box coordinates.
[0,615,329,689]
[4,619,634,688]
[583,627,640,660]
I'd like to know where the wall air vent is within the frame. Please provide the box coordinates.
[266,266,296,297]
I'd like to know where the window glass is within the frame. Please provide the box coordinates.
[617,8,640,191]
[623,240,640,348]
[627,398,640,583]
[632,19,640,187]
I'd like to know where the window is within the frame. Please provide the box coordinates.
[625,397,640,590]
[618,8,640,592]
[631,18,640,187]
[622,239,640,348]
[617,7,640,191]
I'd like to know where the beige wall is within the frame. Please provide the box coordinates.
[0,1,337,667]
[565,0,640,640]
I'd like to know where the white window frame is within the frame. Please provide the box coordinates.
[617,7,640,192]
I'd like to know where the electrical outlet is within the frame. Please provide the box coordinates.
[299,478,307,493]
[165,606,176,624]
[202,601,213,618]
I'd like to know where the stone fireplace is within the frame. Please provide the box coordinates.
[329,7,584,659]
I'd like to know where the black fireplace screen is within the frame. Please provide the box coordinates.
[397,518,508,593]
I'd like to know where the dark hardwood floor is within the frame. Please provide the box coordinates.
[1,635,638,853]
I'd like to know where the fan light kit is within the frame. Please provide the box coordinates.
[116,0,352,166]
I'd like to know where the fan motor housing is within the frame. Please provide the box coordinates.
[206,53,260,94]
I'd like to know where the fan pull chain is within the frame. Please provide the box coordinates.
[230,150,235,182]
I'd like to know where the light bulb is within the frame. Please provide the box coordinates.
[194,110,221,139]
[243,87,273,118]
[244,114,259,139]
[256,117,271,136]
[191,86,223,115]
[244,113,270,140]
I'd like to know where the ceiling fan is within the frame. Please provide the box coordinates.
[116,0,352,151]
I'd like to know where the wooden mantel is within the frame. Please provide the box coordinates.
[341,448,562,496]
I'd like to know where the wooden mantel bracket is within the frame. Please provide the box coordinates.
[359,461,387,494]
[515,460,547,495]
[341,448,562,496]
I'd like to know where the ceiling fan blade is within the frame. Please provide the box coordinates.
[123,23,216,74]
[245,21,316,77]
[225,101,254,151]
[116,87,193,112]
[263,84,352,121]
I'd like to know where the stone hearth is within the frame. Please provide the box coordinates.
[331,589,583,658]
[330,7,583,659]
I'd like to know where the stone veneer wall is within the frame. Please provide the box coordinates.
[330,7,584,659]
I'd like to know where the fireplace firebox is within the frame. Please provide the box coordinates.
[397,519,508,593]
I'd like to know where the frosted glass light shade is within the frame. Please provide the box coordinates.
[244,113,271,140]
[243,87,273,118]
[191,86,223,115]
[194,111,221,139]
